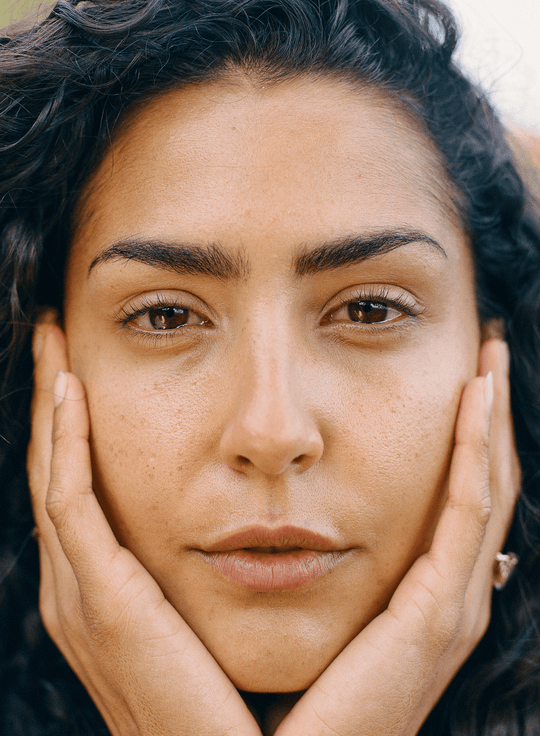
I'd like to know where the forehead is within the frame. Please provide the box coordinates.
[72,75,461,261]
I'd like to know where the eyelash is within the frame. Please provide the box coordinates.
[118,293,196,324]
[324,285,421,328]
[117,286,422,343]
[116,293,211,345]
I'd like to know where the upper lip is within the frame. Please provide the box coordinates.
[200,525,343,552]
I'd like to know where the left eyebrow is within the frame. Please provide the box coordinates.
[294,229,447,276]
[87,239,249,279]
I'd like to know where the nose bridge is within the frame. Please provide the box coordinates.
[247,324,296,427]
[219,313,323,475]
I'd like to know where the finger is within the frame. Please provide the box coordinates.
[46,370,165,618]
[28,322,74,573]
[28,321,84,647]
[384,372,492,624]
[47,370,121,578]
[462,339,521,612]
[423,373,492,586]
[28,322,69,526]
[478,339,520,529]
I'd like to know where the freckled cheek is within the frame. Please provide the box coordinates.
[337,375,461,550]
[83,372,215,539]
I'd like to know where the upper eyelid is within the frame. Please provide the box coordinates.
[325,286,423,315]
[118,292,210,324]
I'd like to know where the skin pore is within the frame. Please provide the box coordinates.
[62,73,481,696]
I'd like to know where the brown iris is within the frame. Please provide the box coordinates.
[348,301,390,324]
[148,307,190,330]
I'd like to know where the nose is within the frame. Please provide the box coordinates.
[219,337,324,476]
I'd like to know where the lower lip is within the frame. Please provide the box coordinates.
[196,549,350,591]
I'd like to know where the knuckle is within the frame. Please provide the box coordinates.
[45,482,70,527]
[428,601,463,650]
[52,421,70,447]
[425,608,466,659]
[472,481,492,530]
[79,599,123,649]
[402,582,462,653]
[449,481,491,534]
[439,608,464,646]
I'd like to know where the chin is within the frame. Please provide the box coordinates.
[209,636,336,693]
[226,663,322,693]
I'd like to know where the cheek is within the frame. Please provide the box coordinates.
[330,349,471,568]
[84,365,217,543]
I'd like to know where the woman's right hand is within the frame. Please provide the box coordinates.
[27,319,262,736]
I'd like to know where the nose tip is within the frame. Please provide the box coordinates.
[219,391,324,476]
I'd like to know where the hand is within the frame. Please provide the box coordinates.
[27,319,262,736]
[275,339,520,736]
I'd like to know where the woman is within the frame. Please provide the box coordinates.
[1,0,539,733]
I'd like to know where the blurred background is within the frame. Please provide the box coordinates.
[0,0,539,151]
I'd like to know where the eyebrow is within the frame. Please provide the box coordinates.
[87,228,446,279]
[88,239,249,280]
[294,229,446,276]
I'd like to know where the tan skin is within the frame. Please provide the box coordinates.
[28,75,521,735]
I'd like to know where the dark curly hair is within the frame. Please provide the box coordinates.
[1,0,540,733]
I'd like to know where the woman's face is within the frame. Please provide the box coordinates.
[64,75,480,692]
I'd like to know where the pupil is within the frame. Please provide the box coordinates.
[149,307,189,330]
[348,301,388,324]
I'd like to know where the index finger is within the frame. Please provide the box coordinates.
[28,321,69,534]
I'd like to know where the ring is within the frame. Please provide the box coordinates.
[493,552,518,590]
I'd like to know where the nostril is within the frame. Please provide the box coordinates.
[293,454,307,466]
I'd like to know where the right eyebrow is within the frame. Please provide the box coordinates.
[87,239,249,280]
[294,229,447,276]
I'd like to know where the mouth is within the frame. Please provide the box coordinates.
[201,525,342,553]
[196,525,353,592]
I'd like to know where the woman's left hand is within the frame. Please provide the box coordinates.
[275,339,521,736]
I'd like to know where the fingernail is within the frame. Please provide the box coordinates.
[53,371,67,408]
[484,371,494,414]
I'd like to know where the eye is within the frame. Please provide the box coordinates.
[130,305,209,331]
[118,293,212,335]
[323,288,417,327]
[334,300,404,325]
[145,306,202,330]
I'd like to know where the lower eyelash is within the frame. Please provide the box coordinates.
[123,329,183,346]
